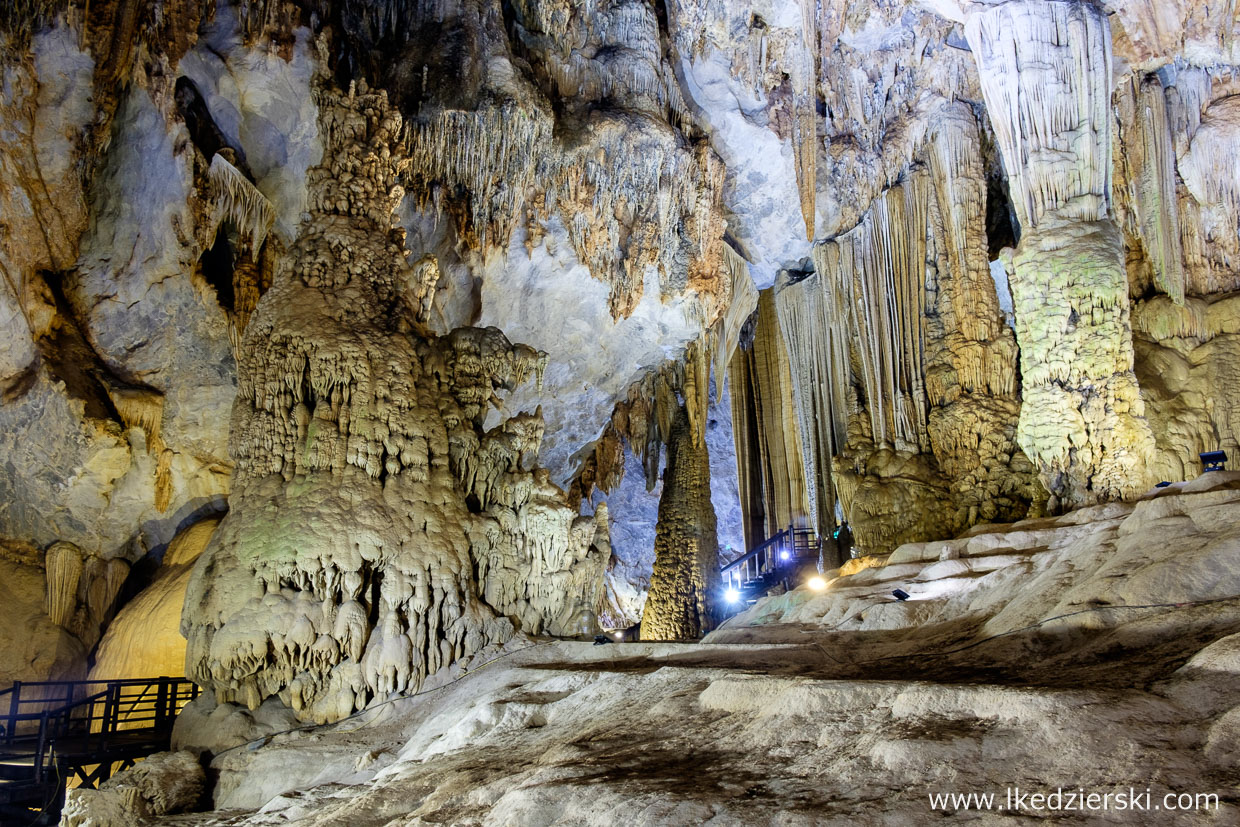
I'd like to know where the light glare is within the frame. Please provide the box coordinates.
[807,576,827,591]
[725,587,741,603]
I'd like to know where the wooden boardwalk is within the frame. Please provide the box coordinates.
[0,677,199,824]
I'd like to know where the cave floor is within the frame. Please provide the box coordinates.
[162,616,1240,826]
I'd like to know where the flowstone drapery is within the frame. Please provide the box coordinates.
[182,83,607,724]
[772,110,1037,555]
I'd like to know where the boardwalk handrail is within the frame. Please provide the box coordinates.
[2,678,197,746]
[1,677,200,796]
[720,525,819,594]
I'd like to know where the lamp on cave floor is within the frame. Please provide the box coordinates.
[892,589,910,601]
[1201,450,1228,473]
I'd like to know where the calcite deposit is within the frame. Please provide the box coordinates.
[181,82,608,723]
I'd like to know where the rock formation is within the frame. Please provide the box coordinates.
[91,517,220,681]
[966,0,1156,509]
[4,0,1240,820]
[180,80,609,723]
[641,403,721,640]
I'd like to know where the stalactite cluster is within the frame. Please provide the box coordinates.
[770,103,1037,555]
[181,82,608,724]
[728,291,811,553]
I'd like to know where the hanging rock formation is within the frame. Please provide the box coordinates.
[181,81,607,723]
[966,0,1156,509]
[729,291,811,552]
[773,111,1038,555]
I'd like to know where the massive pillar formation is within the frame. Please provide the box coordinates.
[642,404,720,640]
[966,0,1156,508]
[181,83,608,724]
[728,291,811,552]
[923,104,1039,529]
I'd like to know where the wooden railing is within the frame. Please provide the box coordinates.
[0,677,199,813]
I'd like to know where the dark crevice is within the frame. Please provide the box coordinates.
[175,76,238,166]
[200,227,237,314]
[366,570,384,627]
[984,173,1019,258]
[33,270,128,423]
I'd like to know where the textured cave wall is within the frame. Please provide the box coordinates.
[181,82,608,723]
[0,23,232,561]
[641,404,720,640]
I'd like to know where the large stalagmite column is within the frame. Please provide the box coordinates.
[966,0,1155,508]
[642,404,720,640]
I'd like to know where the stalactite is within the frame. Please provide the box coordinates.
[965,1,1114,231]
[44,540,83,629]
[711,243,758,402]
[775,266,846,541]
[802,175,931,457]
[787,0,818,239]
[102,383,165,449]
[405,102,553,251]
[727,292,811,550]
[208,154,275,255]
[1130,75,1186,304]
[544,119,727,319]
[641,403,718,641]
[154,447,174,513]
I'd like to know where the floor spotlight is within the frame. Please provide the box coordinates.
[807,576,827,591]
[892,588,910,601]
[1201,450,1228,472]
[780,550,791,561]
[725,587,741,603]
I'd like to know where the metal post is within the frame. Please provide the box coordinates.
[34,710,48,784]
[156,678,170,728]
[5,681,19,745]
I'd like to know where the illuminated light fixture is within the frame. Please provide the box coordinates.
[780,550,791,561]
[892,589,910,601]
[807,576,827,591]
[613,631,623,640]
[725,588,741,603]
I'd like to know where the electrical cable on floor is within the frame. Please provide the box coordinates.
[211,641,553,758]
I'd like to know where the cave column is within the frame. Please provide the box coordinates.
[965,0,1155,508]
[641,404,720,640]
